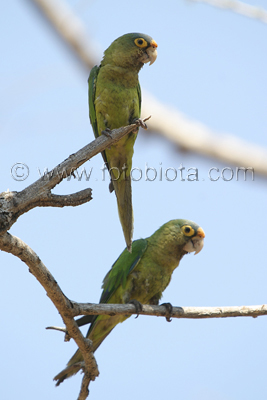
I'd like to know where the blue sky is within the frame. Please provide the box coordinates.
[1,1,267,399]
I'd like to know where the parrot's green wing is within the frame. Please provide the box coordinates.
[137,82,141,118]
[100,238,147,304]
[88,65,110,172]
[82,239,148,335]
[88,65,99,139]
[75,237,147,329]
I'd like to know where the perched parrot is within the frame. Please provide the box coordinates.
[54,219,205,385]
[88,33,158,251]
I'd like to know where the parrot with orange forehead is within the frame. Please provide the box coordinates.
[88,33,158,251]
[54,219,205,385]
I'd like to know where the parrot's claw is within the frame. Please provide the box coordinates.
[128,299,143,318]
[161,302,173,322]
[101,128,113,138]
[133,118,148,130]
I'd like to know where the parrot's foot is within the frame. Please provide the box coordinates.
[128,299,143,318]
[101,128,113,138]
[133,117,148,131]
[161,302,173,322]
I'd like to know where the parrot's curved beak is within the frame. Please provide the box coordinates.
[141,39,158,66]
[183,227,205,255]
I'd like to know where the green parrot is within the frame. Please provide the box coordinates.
[88,33,158,251]
[54,219,205,385]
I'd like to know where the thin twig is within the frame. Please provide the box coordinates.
[46,326,67,333]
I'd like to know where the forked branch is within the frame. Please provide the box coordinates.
[0,120,146,233]
[0,232,99,399]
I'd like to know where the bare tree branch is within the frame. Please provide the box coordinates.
[28,0,99,69]
[47,303,267,337]
[0,231,99,391]
[142,93,267,176]
[67,302,267,320]
[78,370,91,400]
[39,190,93,207]
[188,0,267,24]
[28,0,267,177]
[0,121,141,233]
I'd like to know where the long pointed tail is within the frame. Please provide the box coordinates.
[54,349,83,386]
[112,177,133,251]
[54,324,116,386]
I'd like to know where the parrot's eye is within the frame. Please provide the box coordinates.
[134,38,148,48]
[182,225,195,237]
